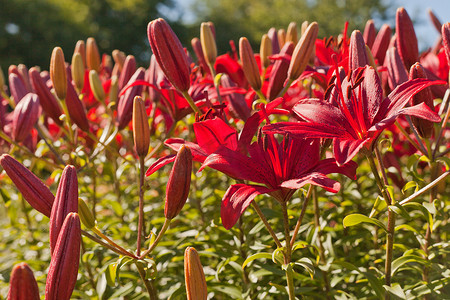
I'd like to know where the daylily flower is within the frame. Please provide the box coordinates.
[264,65,444,165]
[199,133,357,229]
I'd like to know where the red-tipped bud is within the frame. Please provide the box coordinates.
[17,64,32,92]
[9,73,28,104]
[29,67,63,124]
[12,93,40,142]
[288,22,318,80]
[184,247,207,300]
[49,165,78,254]
[267,41,295,100]
[86,37,101,72]
[384,47,408,90]
[165,145,192,219]
[50,47,67,99]
[286,22,298,44]
[0,154,54,217]
[260,34,272,69]
[396,7,419,69]
[428,10,442,33]
[118,55,137,91]
[409,63,436,138]
[66,80,89,132]
[200,22,217,66]
[363,19,376,49]
[371,24,391,65]
[7,263,40,300]
[45,213,81,300]
[74,40,86,68]
[117,68,145,129]
[148,18,190,92]
[239,37,262,91]
[268,27,280,54]
[191,38,209,74]
[349,30,369,70]
[133,96,150,157]
[146,55,164,102]
[71,53,85,91]
[442,23,450,67]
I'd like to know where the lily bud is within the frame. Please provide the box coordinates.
[365,45,377,70]
[184,247,207,300]
[0,66,5,92]
[396,7,418,69]
[442,23,450,67]
[267,28,280,54]
[267,41,294,100]
[112,50,126,71]
[50,47,67,99]
[89,70,105,103]
[301,21,309,35]
[363,19,376,49]
[66,80,89,132]
[74,40,86,68]
[49,165,78,254]
[9,73,28,104]
[118,55,137,91]
[29,67,63,125]
[117,68,145,129]
[288,22,318,80]
[165,145,192,219]
[109,75,119,107]
[191,38,209,74]
[221,74,251,121]
[71,53,85,91]
[371,24,391,65]
[409,63,436,138]
[7,263,40,300]
[17,64,32,92]
[78,198,95,229]
[286,22,298,44]
[278,29,286,48]
[133,96,150,157]
[260,34,272,69]
[147,18,190,92]
[349,30,369,70]
[200,22,217,66]
[45,213,81,300]
[86,37,101,72]
[239,37,262,91]
[385,47,408,90]
[428,10,442,33]
[12,93,40,142]
[0,154,54,217]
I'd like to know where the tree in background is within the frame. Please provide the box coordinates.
[188,0,390,52]
[0,0,177,71]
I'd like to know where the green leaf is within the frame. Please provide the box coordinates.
[402,181,419,194]
[295,257,315,278]
[391,255,429,275]
[242,252,273,269]
[388,204,411,220]
[105,262,118,286]
[422,202,436,215]
[343,214,387,232]
[383,284,406,299]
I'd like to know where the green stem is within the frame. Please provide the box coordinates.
[394,121,427,155]
[139,218,171,259]
[255,89,267,103]
[251,201,283,248]
[81,230,137,258]
[433,94,450,158]
[285,266,296,300]
[91,227,137,259]
[290,185,313,247]
[281,202,292,263]
[181,90,200,114]
[137,155,145,256]
[135,262,157,300]
[277,78,294,98]
[399,170,449,205]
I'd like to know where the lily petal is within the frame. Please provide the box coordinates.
[333,138,369,166]
[281,173,341,193]
[194,118,238,154]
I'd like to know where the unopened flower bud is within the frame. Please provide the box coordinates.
[396,7,418,69]
[9,73,28,104]
[66,80,89,131]
[78,198,95,229]
[260,34,272,69]
[74,40,86,68]
[365,45,377,70]
[147,18,190,92]
[371,24,391,65]
[117,68,145,129]
[200,22,217,66]
[0,154,54,217]
[301,21,309,35]
[86,37,101,72]
[267,42,294,100]
[118,55,137,91]
[286,22,298,44]
[12,93,40,142]
[45,213,81,300]
[133,96,150,157]
[239,37,262,91]
[49,165,78,254]
[428,9,442,33]
[71,53,85,91]
[89,70,105,103]
[363,19,376,49]
[191,38,209,73]
[349,30,369,70]
[50,47,67,99]
[267,27,280,54]
[442,23,450,67]
[288,22,318,80]
[109,75,119,107]
[112,50,126,71]
[184,247,207,300]
[385,47,408,90]
[7,263,40,300]
[165,145,192,219]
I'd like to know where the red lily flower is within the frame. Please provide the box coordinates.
[199,134,357,229]
[264,66,444,165]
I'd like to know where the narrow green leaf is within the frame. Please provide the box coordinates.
[402,181,419,194]
[242,252,272,269]
[343,214,387,232]
[383,283,406,299]
[392,255,429,275]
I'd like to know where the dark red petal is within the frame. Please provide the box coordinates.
[281,173,340,193]
[333,138,369,166]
